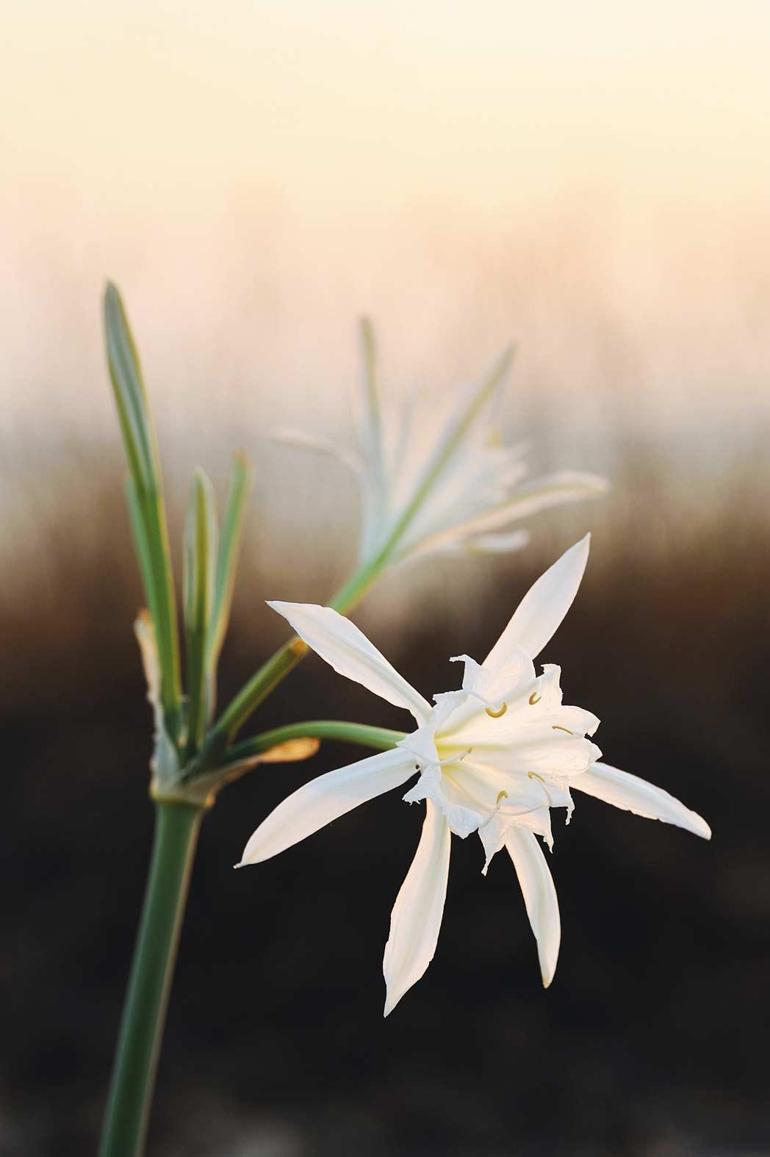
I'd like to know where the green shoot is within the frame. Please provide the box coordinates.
[104,283,182,736]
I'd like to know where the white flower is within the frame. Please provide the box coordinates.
[238,536,710,1013]
[277,323,608,568]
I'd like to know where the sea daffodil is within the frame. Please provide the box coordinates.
[239,536,710,1013]
[278,322,608,569]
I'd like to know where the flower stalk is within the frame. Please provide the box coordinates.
[212,555,386,747]
[99,801,206,1157]
[226,720,405,763]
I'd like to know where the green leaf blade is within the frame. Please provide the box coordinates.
[103,282,182,734]
[183,469,217,755]
[207,453,252,674]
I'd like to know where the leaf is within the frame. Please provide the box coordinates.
[104,282,182,732]
[207,453,252,676]
[134,611,181,790]
[183,469,217,755]
[165,737,322,808]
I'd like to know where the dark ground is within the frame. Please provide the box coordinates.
[2,491,769,1156]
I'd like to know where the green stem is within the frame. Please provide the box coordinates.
[213,558,384,746]
[100,801,205,1157]
[227,720,405,763]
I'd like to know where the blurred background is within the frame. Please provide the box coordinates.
[2,2,770,1153]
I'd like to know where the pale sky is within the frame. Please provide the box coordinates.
[1,0,769,583]
[3,1,770,212]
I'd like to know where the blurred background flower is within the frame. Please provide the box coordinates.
[1,2,769,1154]
[278,326,606,570]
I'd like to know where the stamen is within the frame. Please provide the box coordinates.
[528,691,541,705]
[447,748,473,766]
[552,725,574,734]
[403,744,472,770]
[496,789,509,805]
[485,702,508,718]
[527,771,555,807]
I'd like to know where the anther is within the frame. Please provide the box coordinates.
[552,725,574,734]
[528,691,541,705]
[486,702,508,718]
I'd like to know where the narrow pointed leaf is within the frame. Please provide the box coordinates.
[134,611,181,791]
[207,453,252,674]
[104,282,181,730]
[183,469,217,754]
[124,478,156,620]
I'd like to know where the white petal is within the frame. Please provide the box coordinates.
[407,527,529,560]
[267,601,432,723]
[505,827,561,987]
[451,649,533,707]
[383,800,451,1015]
[484,535,590,666]
[465,530,531,554]
[479,807,555,872]
[404,766,483,839]
[271,427,363,476]
[407,471,606,555]
[574,762,711,839]
[472,470,609,530]
[238,747,416,865]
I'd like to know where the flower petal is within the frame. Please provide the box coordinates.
[451,649,534,707]
[484,535,590,666]
[574,762,711,839]
[238,747,417,866]
[505,826,561,987]
[271,428,363,476]
[413,471,606,553]
[383,800,451,1015]
[267,601,432,723]
[469,471,609,533]
[464,530,531,554]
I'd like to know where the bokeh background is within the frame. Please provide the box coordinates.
[2,2,770,1154]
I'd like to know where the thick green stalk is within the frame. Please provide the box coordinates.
[227,720,405,763]
[100,801,205,1157]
